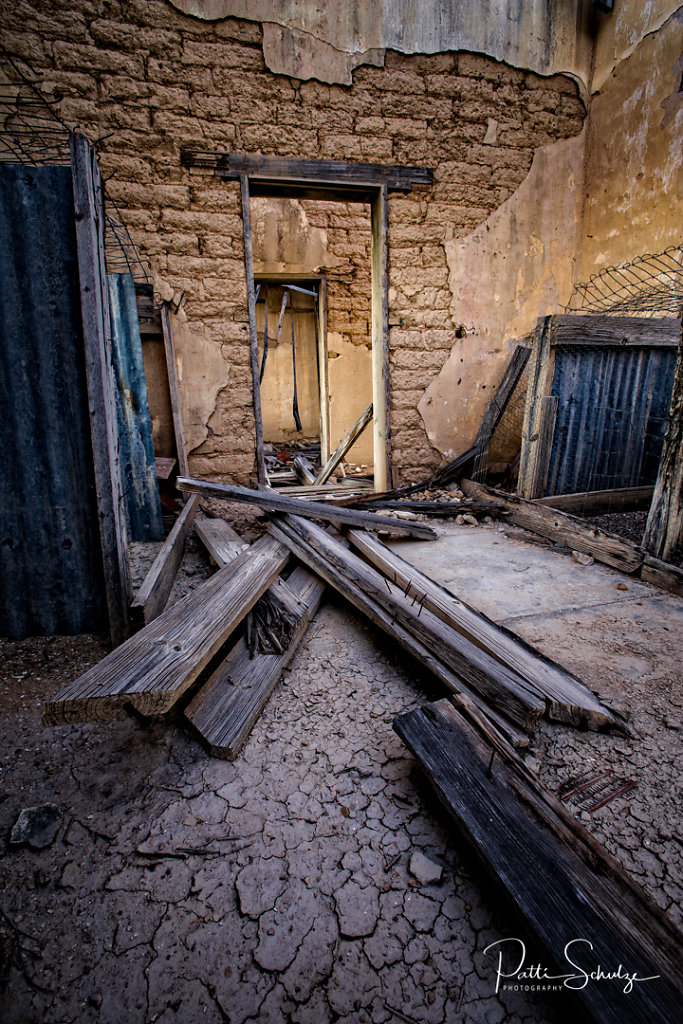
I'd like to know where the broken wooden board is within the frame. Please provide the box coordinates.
[394,697,683,1024]
[270,516,545,730]
[43,535,289,725]
[346,529,619,732]
[314,402,373,485]
[639,553,683,597]
[461,479,644,574]
[535,485,655,514]
[185,566,325,759]
[131,495,200,627]
[292,454,316,485]
[193,515,247,567]
[177,477,437,540]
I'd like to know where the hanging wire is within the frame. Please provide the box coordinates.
[565,245,683,317]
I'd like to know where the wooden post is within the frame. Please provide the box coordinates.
[314,403,373,485]
[70,133,130,645]
[317,277,330,464]
[643,323,683,564]
[518,316,557,498]
[240,173,267,484]
[473,344,530,480]
[160,303,189,480]
[371,185,391,492]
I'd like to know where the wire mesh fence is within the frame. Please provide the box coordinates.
[565,246,683,317]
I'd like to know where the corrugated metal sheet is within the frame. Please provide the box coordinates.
[546,346,677,496]
[108,273,163,542]
[0,163,106,639]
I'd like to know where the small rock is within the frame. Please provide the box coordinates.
[571,550,594,565]
[10,804,62,849]
[408,850,442,885]
[462,514,478,526]
[616,582,629,591]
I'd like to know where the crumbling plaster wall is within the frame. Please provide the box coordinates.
[2,0,587,483]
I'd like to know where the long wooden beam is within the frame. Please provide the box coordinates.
[130,494,200,627]
[176,477,437,540]
[314,403,373,485]
[160,304,189,480]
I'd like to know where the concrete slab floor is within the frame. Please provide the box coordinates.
[0,519,681,1024]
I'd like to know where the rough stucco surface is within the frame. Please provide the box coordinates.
[419,131,585,459]
[0,0,585,483]
[581,7,683,279]
[169,0,594,87]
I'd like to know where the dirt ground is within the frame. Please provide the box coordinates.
[1,517,681,1024]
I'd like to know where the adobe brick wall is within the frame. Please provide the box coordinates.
[1,0,585,483]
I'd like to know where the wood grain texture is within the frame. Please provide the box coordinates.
[160,304,189,479]
[71,133,130,645]
[317,277,330,463]
[292,455,316,485]
[639,553,683,596]
[554,314,680,347]
[314,403,373,485]
[473,344,530,479]
[176,477,438,539]
[536,485,655,514]
[394,698,683,1024]
[346,529,618,732]
[130,495,200,626]
[518,316,557,499]
[240,173,267,484]
[462,479,644,573]
[270,516,545,730]
[193,515,247,567]
[185,566,325,759]
[42,534,289,726]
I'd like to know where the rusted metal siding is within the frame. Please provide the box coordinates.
[0,163,106,638]
[546,345,677,496]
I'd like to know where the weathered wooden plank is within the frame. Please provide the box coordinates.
[518,316,557,499]
[394,698,683,1024]
[185,566,326,759]
[317,277,330,463]
[554,314,680,348]
[372,184,391,491]
[314,403,373,485]
[462,479,644,574]
[473,344,531,479]
[180,151,433,192]
[642,325,683,565]
[536,485,655,514]
[292,454,316,485]
[177,477,438,539]
[155,457,176,481]
[270,516,545,729]
[525,393,558,499]
[130,495,200,627]
[71,133,130,645]
[639,553,683,596]
[108,273,164,542]
[194,515,247,567]
[240,173,267,484]
[42,534,289,725]
[160,304,189,479]
[346,529,619,731]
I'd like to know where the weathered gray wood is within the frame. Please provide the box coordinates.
[518,317,557,499]
[525,393,558,499]
[292,454,316,485]
[71,133,130,645]
[462,479,644,574]
[394,698,683,1024]
[314,403,373,485]
[642,326,683,565]
[270,516,545,730]
[42,534,289,725]
[372,184,391,491]
[155,457,176,481]
[317,277,330,463]
[194,515,247,567]
[180,151,433,192]
[160,304,189,480]
[536,485,655,514]
[347,529,619,731]
[473,344,531,479]
[185,566,326,759]
[240,173,267,484]
[130,495,200,627]
[177,477,438,539]
[640,553,683,596]
[554,314,680,348]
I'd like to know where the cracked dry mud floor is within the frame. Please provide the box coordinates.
[1,521,682,1024]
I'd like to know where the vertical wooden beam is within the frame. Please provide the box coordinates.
[371,185,391,492]
[473,343,531,480]
[240,173,267,484]
[642,323,683,564]
[70,133,130,645]
[317,276,330,464]
[518,316,558,499]
[160,303,189,480]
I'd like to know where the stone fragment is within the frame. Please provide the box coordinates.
[572,550,595,565]
[409,850,443,885]
[10,804,62,848]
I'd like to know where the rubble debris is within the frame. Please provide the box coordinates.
[10,804,62,849]
[408,850,443,886]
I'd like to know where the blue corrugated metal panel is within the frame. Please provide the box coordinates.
[0,163,106,639]
[108,273,164,542]
[546,346,676,496]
